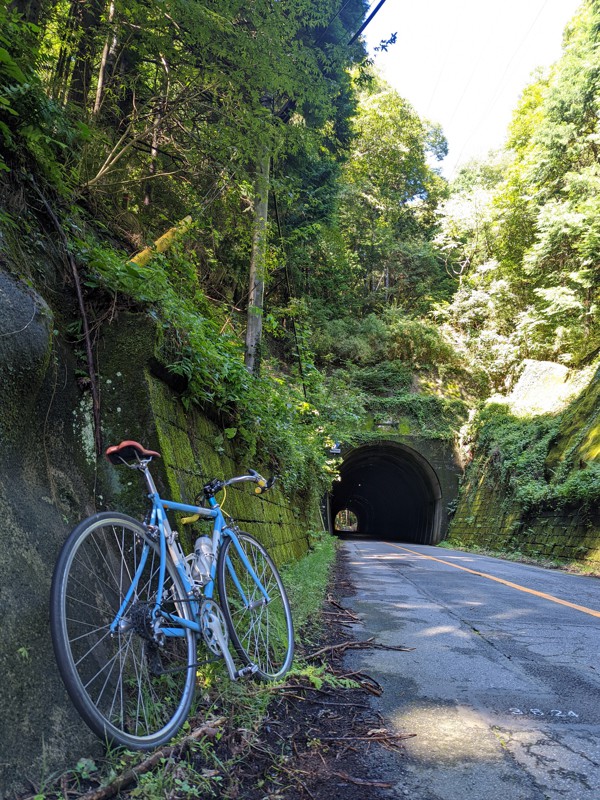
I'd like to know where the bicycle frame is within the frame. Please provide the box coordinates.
[110,461,271,647]
[50,442,293,749]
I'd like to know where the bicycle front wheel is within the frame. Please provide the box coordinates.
[50,512,197,750]
[217,532,294,680]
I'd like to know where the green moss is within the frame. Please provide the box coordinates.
[145,374,316,565]
[449,366,600,567]
[581,423,600,461]
[546,365,600,471]
[366,392,469,440]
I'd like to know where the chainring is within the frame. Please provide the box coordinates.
[200,598,229,656]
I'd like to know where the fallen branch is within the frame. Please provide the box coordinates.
[128,215,193,268]
[77,718,225,800]
[321,611,359,623]
[319,732,416,743]
[306,638,414,661]
[288,697,371,709]
[331,771,395,789]
[327,594,361,620]
[332,670,383,696]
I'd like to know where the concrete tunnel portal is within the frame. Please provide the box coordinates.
[329,442,443,544]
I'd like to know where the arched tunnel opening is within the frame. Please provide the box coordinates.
[329,442,443,544]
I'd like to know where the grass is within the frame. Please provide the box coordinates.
[282,530,338,634]
[27,532,339,800]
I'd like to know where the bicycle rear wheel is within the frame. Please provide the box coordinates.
[217,532,294,680]
[50,512,197,749]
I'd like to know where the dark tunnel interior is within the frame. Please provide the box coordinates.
[329,443,442,544]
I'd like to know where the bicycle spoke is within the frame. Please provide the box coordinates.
[218,533,293,680]
[52,514,196,748]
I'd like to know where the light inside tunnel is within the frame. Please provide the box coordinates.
[334,509,358,532]
[329,442,442,544]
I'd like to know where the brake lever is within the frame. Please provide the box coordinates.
[254,475,275,494]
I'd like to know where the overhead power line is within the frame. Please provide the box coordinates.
[451,0,552,176]
[349,0,389,46]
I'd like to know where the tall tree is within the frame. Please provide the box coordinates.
[434,0,600,380]
[339,75,449,310]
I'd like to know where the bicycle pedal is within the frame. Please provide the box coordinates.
[235,664,259,679]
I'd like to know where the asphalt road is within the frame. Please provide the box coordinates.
[341,540,600,800]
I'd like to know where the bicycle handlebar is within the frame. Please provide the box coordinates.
[204,470,275,498]
[225,470,272,489]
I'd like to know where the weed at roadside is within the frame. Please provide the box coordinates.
[439,539,600,577]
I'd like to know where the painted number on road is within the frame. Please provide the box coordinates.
[509,708,579,718]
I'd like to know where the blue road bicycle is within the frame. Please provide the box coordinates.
[50,440,294,750]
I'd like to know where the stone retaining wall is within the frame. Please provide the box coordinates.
[449,459,600,567]
[448,361,600,568]
[0,271,315,796]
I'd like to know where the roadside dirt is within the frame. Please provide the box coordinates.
[17,548,412,800]
[228,546,414,799]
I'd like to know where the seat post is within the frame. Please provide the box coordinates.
[141,462,159,496]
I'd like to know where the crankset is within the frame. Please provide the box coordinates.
[200,599,255,681]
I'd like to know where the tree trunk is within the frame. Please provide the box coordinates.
[51,0,79,102]
[92,0,115,115]
[144,56,169,206]
[244,149,271,374]
[68,0,105,109]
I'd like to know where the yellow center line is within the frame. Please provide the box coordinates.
[383,543,600,620]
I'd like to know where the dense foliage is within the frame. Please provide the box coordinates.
[0,0,373,498]
[1,0,598,506]
[431,1,600,510]
[435,2,600,381]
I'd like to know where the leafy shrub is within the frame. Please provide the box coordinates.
[383,309,460,369]
[473,404,560,507]
[77,234,343,501]
[368,393,469,439]
[553,462,600,507]
[0,7,76,188]
[312,313,389,366]
[350,361,413,394]
[471,401,599,511]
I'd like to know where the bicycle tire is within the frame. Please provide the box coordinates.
[217,532,294,680]
[50,511,197,749]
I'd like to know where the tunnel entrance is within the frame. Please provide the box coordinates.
[329,442,443,544]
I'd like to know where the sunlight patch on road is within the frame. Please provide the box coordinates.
[391,703,505,764]
[362,553,412,560]
[416,625,471,639]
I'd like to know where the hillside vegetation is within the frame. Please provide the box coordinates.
[1,0,598,510]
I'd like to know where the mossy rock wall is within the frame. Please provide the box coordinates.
[96,314,317,565]
[447,455,600,566]
[0,274,315,796]
[447,364,600,568]
[146,379,316,564]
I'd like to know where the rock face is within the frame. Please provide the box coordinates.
[448,360,600,567]
[0,270,101,793]
[0,268,315,795]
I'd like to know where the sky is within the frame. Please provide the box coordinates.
[363,0,583,177]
